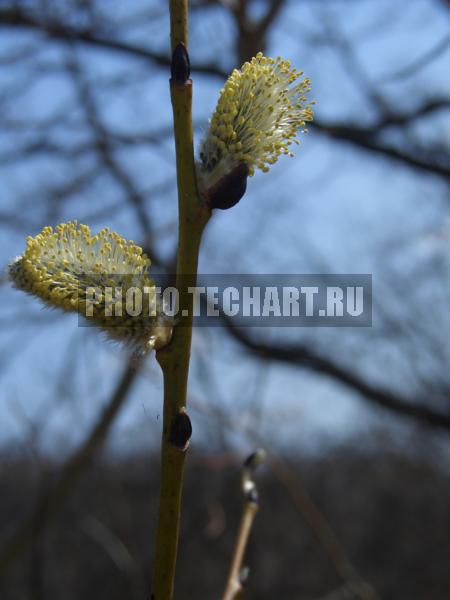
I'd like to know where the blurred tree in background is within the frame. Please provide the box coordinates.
[0,1,450,598]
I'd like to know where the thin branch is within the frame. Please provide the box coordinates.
[221,450,265,600]
[259,0,287,35]
[375,97,450,127]
[191,292,450,433]
[190,384,378,599]
[382,33,450,81]
[0,7,225,76]
[66,53,154,239]
[222,317,450,432]
[312,119,450,180]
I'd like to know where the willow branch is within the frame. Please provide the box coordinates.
[150,2,210,599]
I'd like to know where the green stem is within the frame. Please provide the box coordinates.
[151,3,210,599]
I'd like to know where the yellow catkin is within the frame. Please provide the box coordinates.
[198,53,314,190]
[9,221,172,352]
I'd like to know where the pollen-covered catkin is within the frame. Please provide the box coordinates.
[198,53,314,199]
[8,221,172,352]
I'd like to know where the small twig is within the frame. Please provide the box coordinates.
[221,450,266,600]
[382,33,450,81]
[188,388,378,599]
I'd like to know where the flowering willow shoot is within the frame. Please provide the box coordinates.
[6,10,318,594]
[8,221,172,352]
[198,53,314,209]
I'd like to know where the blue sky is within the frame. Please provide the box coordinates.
[1,0,449,457]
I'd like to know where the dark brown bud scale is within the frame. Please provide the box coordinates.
[204,163,249,210]
[169,409,192,450]
[171,43,190,83]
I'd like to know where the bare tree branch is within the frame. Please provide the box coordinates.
[0,7,225,76]
[312,119,450,180]
[383,33,450,81]
[222,318,450,432]
[2,6,449,180]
